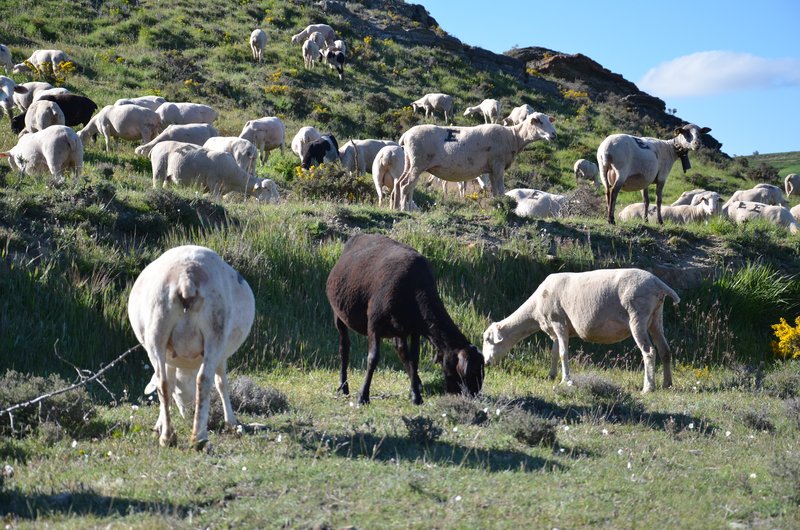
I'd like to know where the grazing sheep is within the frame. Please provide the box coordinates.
[249,28,268,62]
[338,139,399,176]
[203,136,258,176]
[291,126,322,160]
[723,200,799,234]
[114,95,166,111]
[239,117,286,164]
[723,184,788,210]
[619,192,722,223]
[573,158,599,188]
[135,123,219,156]
[372,145,405,207]
[395,112,557,210]
[31,87,69,102]
[78,104,161,151]
[410,93,454,124]
[291,24,336,45]
[128,245,255,448]
[302,38,319,69]
[326,234,484,405]
[307,31,327,49]
[482,268,679,392]
[791,204,800,222]
[501,103,534,126]
[463,98,501,124]
[331,39,347,56]
[251,177,280,203]
[147,140,200,188]
[319,48,345,79]
[301,134,339,170]
[13,81,52,111]
[427,174,488,198]
[507,189,568,218]
[156,102,218,127]
[21,99,65,134]
[671,188,709,206]
[0,44,12,72]
[0,76,28,125]
[0,124,82,181]
[597,123,711,224]
[785,173,800,197]
[37,93,98,128]
[13,49,68,74]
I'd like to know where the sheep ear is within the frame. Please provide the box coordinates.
[700,127,711,134]
[548,115,555,123]
[673,127,684,136]
[0,152,9,158]
[490,326,503,344]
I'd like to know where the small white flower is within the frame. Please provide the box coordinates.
[482,407,489,413]
[495,408,501,416]
[725,430,731,437]
[627,462,632,469]
[453,427,458,432]
[349,401,354,408]
[131,405,139,411]
[559,448,565,453]
[454,495,462,502]
[749,473,757,479]
[71,440,78,448]
[617,449,625,456]
[602,429,609,436]
[276,434,282,443]
[242,466,247,471]
[107,451,113,457]
[442,413,447,417]
[688,423,694,430]
[563,425,570,432]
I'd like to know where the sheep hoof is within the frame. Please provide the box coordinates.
[357,393,370,405]
[411,393,423,406]
[159,431,177,448]
[192,437,210,451]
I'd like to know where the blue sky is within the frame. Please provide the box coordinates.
[420,0,799,157]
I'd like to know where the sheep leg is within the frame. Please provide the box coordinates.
[394,336,423,405]
[191,354,220,450]
[648,303,673,388]
[144,338,175,447]
[655,180,665,225]
[641,188,650,223]
[607,185,623,224]
[214,359,237,428]
[397,169,421,212]
[487,161,506,195]
[548,340,559,380]
[335,317,350,395]
[551,327,571,384]
[358,331,381,405]
[629,317,657,393]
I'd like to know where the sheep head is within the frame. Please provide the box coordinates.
[519,112,556,143]
[444,345,484,397]
[673,124,712,151]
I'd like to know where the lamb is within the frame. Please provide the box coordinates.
[410,93,454,124]
[37,93,98,128]
[13,82,52,111]
[307,31,326,49]
[135,123,219,156]
[156,102,218,127]
[482,268,680,393]
[78,104,161,151]
[114,95,166,111]
[249,28,268,62]
[302,38,320,69]
[291,126,321,160]
[785,173,800,196]
[0,125,83,181]
[573,158,599,188]
[319,48,345,79]
[128,245,255,448]
[723,200,799,234]
[13,49,68,74]
[251,177,280,203]
[463,98,501,124]
[326,234,484,405]
[0,76,28,125]
[395,112,557,210]
[597,123,711,224]
[372,145,405,207]
[301,134,339,170]
[501,104,534,126]
[619,192,722,223]
[203,136,258,176]
[339,139,399,176]
[20,99,65,134]
[507,188,568,218]
[239,117,285,164]
[0,44,12,72]
[291,24,336,46]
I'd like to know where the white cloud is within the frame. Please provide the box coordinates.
[638,51,800,98]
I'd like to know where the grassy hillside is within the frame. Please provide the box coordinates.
[745,151,800,178]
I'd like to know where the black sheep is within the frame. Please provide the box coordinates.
[38,93,97,128]
[301,134,338,170]
[326,234,484,405]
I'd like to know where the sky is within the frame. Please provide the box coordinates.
[419,0,799,157]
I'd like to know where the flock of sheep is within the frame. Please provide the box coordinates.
[1,20,799,450]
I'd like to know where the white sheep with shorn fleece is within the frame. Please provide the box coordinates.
[785,173,800,197]
[394,112,557,210]
[372,144,405,207]
[135,123,219,156]
[482,268,680,393]
[20,99,64,134]
[13,82,51,111]
[410,93,454,124]
[128,245,255,449]
[0,76,28,124]
[78,104,161,151]
[723,184,788,209]
[671,188,709,206]
[463,98,501,124]
[156,102,218,127]
[597,124,711,224]
[13,49,68,74]
[619,191,721,223]
[239,117,285,165]
[114,95,166,111]
[0,125,82,181]
[573,158,599,188]
[0,44,12,72]
[291,126,322,160]
[791,204,800,222]
[302,38,320,69]
[249,29,268,63]
[203,136,259,176]
[339,139,399,177]
[723,200,798,234]
[501,104,534,126]
[506,188,568,218]
[291,24,336,45]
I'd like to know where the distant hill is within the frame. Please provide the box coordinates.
[744,151,800,177]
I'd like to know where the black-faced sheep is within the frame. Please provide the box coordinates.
[326,234,484,405]
[301,134,339,169]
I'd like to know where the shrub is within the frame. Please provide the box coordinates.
[764,361,800,398]
[771,316,800,360]
[402,415,443,444]
[291,162,374,203]
[437,395,488,426]
[500,407,557,447]
[229,376,289,416]
[739,406,775,432]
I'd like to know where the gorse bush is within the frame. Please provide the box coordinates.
[771,316,800,360]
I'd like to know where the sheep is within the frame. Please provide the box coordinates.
[723,184,788,210]
[0,125,82,182]
[619,192,722,223]
[501,103,534,126]
[239,117,286,165]
[410,93,454,124]
[394,112,557,210]
[372,145,405,207]
[0,76,28,125]
[427,174,488,198]
[128,245,255,448]
[307,31,327,49]
[13,49,68,74]
[723,200,799,234]
[319,48,345,79]
[463,98,501,124]
[251,177,280,203]
[326,233,484,405]
[507,189,568,218]
[0,44,12,72]
[301,134,339,170]
[671,188,709,206]
[291,126,322,160]
[791,204,800,222]
[114,95,166,111]
[78,104,161,151]
[291,24,336,46]
[249,29,268,62]
[203,136,258,176]
[338,139,399,177]
[331,39,347,56]
[135,123,219,156]
[13,81,52,111]
[20,99,65,135]
[146,140,200,188]
[31,87,69,102]
[156,102,218,127]
[37,93,98,128]
[302,38,320,69]
[573,158,599,188]
[597,123,711,224]
[785,173,800,197]
[482,268,680,393]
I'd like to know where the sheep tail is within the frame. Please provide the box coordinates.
[172,270,204,312]
[661,282,680,305]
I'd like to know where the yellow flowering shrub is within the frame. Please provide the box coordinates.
[771,316,800,359]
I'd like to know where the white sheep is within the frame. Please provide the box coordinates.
[291,24,336,45]
[339,139,399,176]
[251,177,280,203]
[372,145,405,207]
[723,200,799,234]
[78,104,161,151]
[239,117,285,164]
[156,102,218,127]
[507,188,568,218]
[0,125,82,181]
[331,39,347,56]
[203,136,258,176]
[147,140,200,188]
[114,95,166,111]
[671,188,709,206]
[482,268,680,392]
[597,123,711,224]
[0,44,12,72]
[501,104,534,126]
[291,126,322,160]
[722,185,787,211]
[395,112,557,210]
[0,76,27,123]
[302,38,320,69]
[463,98,501,124]
[791,204,800,222]
[573,158,599,188]
[307,31,326,49]
[13,49,68,74]
[21,99,65,135]
[785,173,800,197]
[249,28,268,62]
[31,87,69,102]
[135,123,219,156]
[410,93,454,124]
[13,81,52,111]
[128,245,255,448]
[619,192,722,224]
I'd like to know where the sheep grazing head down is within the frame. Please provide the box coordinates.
[444,345,485,396]
[482,322,522,365]
[519,112,557,143]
